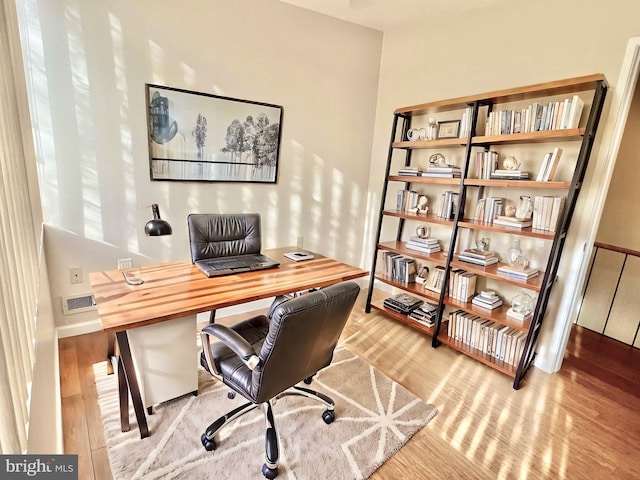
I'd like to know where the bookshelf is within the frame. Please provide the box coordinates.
[365,74,608,389]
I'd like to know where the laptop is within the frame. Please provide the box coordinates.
[195,253,280,278]
[188,213,280,278]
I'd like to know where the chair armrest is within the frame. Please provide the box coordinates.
[200,324,261,372]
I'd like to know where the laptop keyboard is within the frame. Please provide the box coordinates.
[204,255,268,270]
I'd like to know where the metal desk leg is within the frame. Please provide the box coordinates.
[115,331,149,438]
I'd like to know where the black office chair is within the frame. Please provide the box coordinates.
[199,281,361,479]
[188,213,263,323]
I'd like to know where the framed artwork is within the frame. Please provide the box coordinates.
[145,84,283,183]
[436,120,461,139]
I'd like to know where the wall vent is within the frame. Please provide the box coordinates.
[62,293,96,315]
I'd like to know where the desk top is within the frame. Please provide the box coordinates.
[89,247,368,333]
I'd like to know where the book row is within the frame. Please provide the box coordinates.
[484,95,584,136]
[448,268,477,302]
[447,310,528,367]
[381,251,417,283]
[532,196,566,232]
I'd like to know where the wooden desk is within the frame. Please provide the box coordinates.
[89,247,367,438]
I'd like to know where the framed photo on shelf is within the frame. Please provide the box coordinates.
[145,84,283,183]
[436,120,461,139]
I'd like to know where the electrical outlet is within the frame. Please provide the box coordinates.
[296,236,304,248]
[118,258,133,270]
[69,266,83,284]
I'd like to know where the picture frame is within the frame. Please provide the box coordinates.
[436,119,461,139]
[145,84,283,183]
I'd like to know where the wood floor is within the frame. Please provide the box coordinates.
[60,294,640,479]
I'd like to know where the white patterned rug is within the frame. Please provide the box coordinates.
[95,346,437,480]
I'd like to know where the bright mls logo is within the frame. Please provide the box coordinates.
[1,455,77,479]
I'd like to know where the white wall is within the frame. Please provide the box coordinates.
[366,0,640,371]
[17,0,382,328]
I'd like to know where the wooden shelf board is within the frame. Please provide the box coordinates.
[394,74,606,116]
[443,297,531,332]
[382,210,456,227]
[457,219,555,240]
[464,178,570,189]
[377,240,449,266]
[437,333,518,377]
[448,259,543,291]
[389,175,461,185]
[392,138,466,149]
[370,300,436,337]
[472,128,584,145]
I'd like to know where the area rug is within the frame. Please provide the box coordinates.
[94,346,437,480]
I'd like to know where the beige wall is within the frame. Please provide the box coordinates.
[17,0,382,330]
[596,80,640,248]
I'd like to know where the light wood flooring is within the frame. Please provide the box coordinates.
[60,294,640,479]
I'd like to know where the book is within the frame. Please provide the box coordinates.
[548,196,566,232]
[384,293,423,314]
[406,241,441,254]
[458,254,499,266]
[492,217,533,229]
[543,147,563,181]
[472,294,503,310]
[506,307,533,323]
[536,152,552,181]
[566,94,584,129]
[497,265,539,280]
[490,171,530,180]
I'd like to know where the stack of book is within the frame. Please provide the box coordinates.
[497,264,539,280]
[397,167,422,176]
[421,166,462,178]
[383,293,423,315]
[506,307,533,323]
[408,301,439,327]
[458,248,499,266]
[405,236,441,254]
[489,169,530,180]
[492,215,533,229]
[471,291,503,310]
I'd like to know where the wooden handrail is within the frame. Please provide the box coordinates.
[594,242,640,258]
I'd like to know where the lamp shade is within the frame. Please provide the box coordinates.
[144,204,172,236]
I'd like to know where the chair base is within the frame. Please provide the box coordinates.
[201,384,336,478]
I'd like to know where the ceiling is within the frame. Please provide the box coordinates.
[277,0,505,32]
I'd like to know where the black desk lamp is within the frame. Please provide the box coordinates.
[144,204,172,236]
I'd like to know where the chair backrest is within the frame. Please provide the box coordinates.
[187,213,262,262]
[252,281,360,403]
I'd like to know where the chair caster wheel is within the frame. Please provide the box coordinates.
[303,376,313,385]
[262,463,278,479]
[201,433,217,451]
[228,392,236,399]
[322,410,335,424]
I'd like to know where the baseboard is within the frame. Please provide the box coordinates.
[56,319,104,338]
